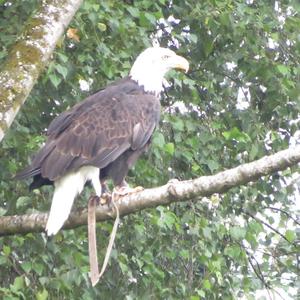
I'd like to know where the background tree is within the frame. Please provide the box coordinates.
[0,0,299,299]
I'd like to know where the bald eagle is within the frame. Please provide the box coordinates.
[16,47,189,235]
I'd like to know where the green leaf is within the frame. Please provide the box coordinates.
[0,207,7,216]
[33,262,44,275]
[219,13,231,27]
[127,7,139,18]
[189,34,198,44]
[152,132,165,148]
[179,249,189,259]
[16,196,31,209]
[224,245,241,259]
[202,227,212,239]
[119,261,128,274]
[203,39,214,57]
[215,271,223,285]
[276,65,289,75]
[36,289,49,300]
[207,159,219,172]
[0,256,7,265]
[249,143,259,160]
[48,73,61,88]
[285,230,295,243]
[203,279,211,290]
[145,12,157,25]
[248,220,263,234]
[196,289,205,298]
[55,64,68,79]
[13,276,24,291]
[3,245,11,256]
[97,23,107,32]
[164,142,175,155]
[230,226,246,240]
[172,118,185,131]
[21,262,32,273]
[222,127,251,143]
[57,53,68,63]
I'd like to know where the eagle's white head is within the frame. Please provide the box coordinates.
[130,47,189,96]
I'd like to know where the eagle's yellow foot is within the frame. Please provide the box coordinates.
[99,192,112,205]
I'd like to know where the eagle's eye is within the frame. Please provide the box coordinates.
[162,54,170,60]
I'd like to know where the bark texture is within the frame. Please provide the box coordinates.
[0,0,83,142]
[0,145,299,236]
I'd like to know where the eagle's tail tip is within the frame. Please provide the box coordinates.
[45,222,61,236]
[45,171,83,236]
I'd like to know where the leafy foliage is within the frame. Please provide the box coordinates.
[0,0,299,299]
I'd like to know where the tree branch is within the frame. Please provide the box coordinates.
[245,249,272,299]
[263,206,300,226]
[243,211,294,245]
[0,0,83,142]
[1,145,299,236]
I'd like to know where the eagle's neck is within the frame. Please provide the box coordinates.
[129,67,164,96]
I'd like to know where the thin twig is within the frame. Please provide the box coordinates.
[243,211,295,245]
[263,206,300,226]
[251,254,286,300]
[242,242,292,300]
[245,249,272,300]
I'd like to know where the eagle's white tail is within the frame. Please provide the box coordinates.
[46,166,101,236]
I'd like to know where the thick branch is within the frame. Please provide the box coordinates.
[0,145,299,236]
[0,0,83,142]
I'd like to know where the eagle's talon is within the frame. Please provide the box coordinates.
[100,192,112,205]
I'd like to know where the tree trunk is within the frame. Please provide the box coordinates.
[0,0,83,142]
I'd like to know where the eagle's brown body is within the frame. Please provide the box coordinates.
[16,77,160,189]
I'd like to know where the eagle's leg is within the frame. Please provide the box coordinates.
[99,180,111,205]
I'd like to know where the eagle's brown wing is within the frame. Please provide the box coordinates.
[16,78,160,182]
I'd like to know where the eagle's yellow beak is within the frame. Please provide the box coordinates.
[172,55,189,73]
